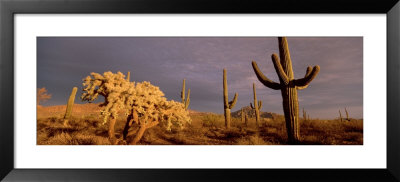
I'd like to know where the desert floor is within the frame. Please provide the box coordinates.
[37,104,363,145]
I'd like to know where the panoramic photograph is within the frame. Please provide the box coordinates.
[36,37,363,145]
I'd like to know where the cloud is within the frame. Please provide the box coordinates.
[37,37,363,119]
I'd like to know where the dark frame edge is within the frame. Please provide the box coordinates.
[0,0,15,181]
[388,1,400,181]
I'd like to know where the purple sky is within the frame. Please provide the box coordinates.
[37,37,363,119]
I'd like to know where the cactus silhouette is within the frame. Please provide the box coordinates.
[251,37,320,144]
[223,69,238,129]
[63,87,78,126]
[250,83,262,127]
[345,107,349,121]
[181,79,190,110]
[303,108,307,121]
[339,110,343,122]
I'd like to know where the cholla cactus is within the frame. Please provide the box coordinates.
[81,71,191,145]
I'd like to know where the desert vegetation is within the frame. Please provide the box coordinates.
[37,37,363,145]
[252,37,320,144]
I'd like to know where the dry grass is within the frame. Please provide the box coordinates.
[37,105,363,145]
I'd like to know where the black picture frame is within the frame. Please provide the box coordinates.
[1,0,399,181]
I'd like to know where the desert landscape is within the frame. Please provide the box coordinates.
[37,37,363,145]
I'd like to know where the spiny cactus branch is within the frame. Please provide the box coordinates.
[295,65,320,88]
[251,61,281,90]
[228,93,238,109]
[297,66,313,90]
[271,53,289,85]
[258,100,262,110]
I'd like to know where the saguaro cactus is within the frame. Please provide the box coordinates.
[223,69,238,129]
[126,71,130,82]
[63,87,78,126]
[345,107,349,121]
[250,83,262,127]
[339,110,343,122]
[303,108,307,121]
[181,79,190,110]
[251,37,320,144]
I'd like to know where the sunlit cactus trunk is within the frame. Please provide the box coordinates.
[108,117,117,144]
[126,71,130,82]
[251,37,320,144]
[181,79,190,110]
[223,69,238,129]
[63,87,77,126]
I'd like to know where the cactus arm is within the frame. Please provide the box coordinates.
[304,66,312,77]
[297,66,313,90]
[250,102,254,109]
[258,100,262,110]
[185,89,190,109]
[228,93,238,109]
[271,54,289,85]
[251,61,281,90]
[295,65,320,88]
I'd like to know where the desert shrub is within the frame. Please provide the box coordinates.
[202,113,224,127]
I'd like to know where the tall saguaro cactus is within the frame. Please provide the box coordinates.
[250,83,262,127]
[223,69,238,129]
[126,71,130,82]
[63,87,78,126]
[251,37,320,144]
[181,79,190,110]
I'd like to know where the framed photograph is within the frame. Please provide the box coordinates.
[1,0,399,181]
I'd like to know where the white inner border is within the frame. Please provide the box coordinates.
[15,14,386,168]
